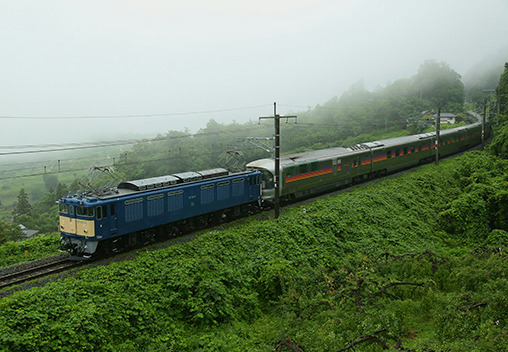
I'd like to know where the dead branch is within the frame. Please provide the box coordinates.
[456,302,487,312]
[371,281,425,300]
[335,328,389,351]
[275,337,304,352]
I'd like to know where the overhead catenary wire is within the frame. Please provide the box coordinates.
[0,118,407,157]
[0,145,265,181]
[0,124,272,156]
[0,104,271,119]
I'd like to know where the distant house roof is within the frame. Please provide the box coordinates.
[18,224,39,240]
[433,112,457,118]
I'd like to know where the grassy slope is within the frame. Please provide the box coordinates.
[0,151,506,351]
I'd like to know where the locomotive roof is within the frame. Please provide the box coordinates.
[67,168,254,201]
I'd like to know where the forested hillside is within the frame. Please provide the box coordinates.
[0,59,470,234]
[0,60,506,351]
[0,148,506,351]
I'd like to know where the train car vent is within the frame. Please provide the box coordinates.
[346,144,369,151]
[173,171,202,183]
[197,168,229,180]
[118,175,180,191]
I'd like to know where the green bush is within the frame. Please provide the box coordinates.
[0,152,506,351]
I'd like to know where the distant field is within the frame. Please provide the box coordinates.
[0,145,129,220]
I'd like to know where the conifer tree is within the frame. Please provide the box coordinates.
[12,188,32,220]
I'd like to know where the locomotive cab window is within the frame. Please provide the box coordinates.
[59,204,69,214]
[76,206,94,218]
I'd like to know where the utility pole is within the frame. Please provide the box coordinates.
[482,103,486,151]
[259,102,297,219]
[435,107,440,166]
[480,89,494,151]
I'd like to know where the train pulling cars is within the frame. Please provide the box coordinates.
[59,168,262,257]
[59,120,489,258]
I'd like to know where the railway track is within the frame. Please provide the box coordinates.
[0,257,84,290]
[0,140,490,295]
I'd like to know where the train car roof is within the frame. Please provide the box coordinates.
[247,123,482,173]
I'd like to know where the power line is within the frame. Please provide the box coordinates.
[0,145,264,181]
[0,124,270,156]
[0,104,270,120]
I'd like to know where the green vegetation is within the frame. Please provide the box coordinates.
[0,59,478,232]
[0,59,506,351]
[0,150,506,351]
[0,233,61,268]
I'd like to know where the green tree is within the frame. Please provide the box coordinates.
[0,220,23,244]
[415,60,465,111]
[496,62,508,116]
[55,182,69,199]
[42,174,58,191]
[12,188,32,220]
[489,62,508,158]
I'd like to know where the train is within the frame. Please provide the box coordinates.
[58,119,489,258]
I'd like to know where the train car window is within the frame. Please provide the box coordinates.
[299,163,307,174]
[387,150,391,159]
[96,206,102,220]
[311,161,319,172]
[287,166,296,177]
[403,147,407,155]
[261,171,274,189]
[411,146,415,153]
[59,204,69,214]
[110,204,115,217]
[70,206,74,216]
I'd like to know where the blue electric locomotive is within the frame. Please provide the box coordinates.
[59,168,262,257]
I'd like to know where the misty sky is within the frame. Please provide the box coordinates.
[1,0,508,151]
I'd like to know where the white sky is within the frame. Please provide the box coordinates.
[1,0,508,149]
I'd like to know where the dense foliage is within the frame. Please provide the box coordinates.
[0,151,506,351]
[0,221,23,245]
[0,233,60,268]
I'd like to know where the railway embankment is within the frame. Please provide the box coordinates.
[0,150,506,351]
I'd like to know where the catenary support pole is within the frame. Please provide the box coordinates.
[259,102,296,219]
[435,107,440,166]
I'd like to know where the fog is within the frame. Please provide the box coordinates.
[1,0,508,155]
